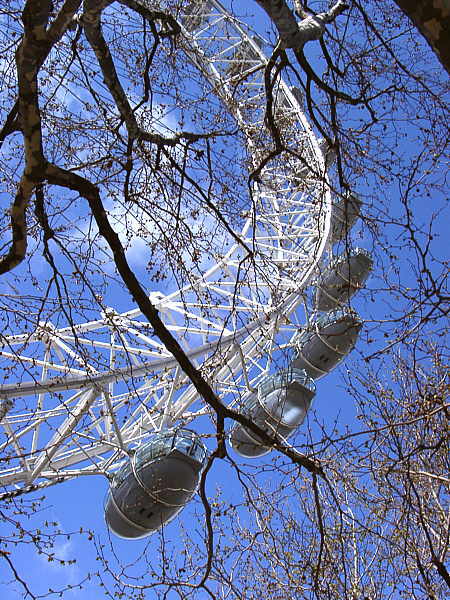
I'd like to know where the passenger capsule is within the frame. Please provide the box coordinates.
[229,368,315,458]
[104,429,207,539]
[330,192,362,243]
[315,248,373,312]
[292,309,362,379]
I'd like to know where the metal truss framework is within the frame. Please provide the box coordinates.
[0,0,331,491]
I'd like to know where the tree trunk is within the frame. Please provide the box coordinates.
[394,0,450,74]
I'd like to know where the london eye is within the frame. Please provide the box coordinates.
[0,0,371,538]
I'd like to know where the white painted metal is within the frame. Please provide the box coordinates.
[0,0,331,492]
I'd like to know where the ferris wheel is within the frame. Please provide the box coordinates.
[0,1,370,537]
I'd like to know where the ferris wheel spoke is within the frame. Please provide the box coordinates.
[18,387,98,483]
[0,349,87,377]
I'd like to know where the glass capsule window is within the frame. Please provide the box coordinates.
[111,460,132,489]
[334,247,371,263]
[324,247,372,273]
[109,431,208,480]
[258,368,315,399]
[133,429,207,471]
[313,307,360,329]
[135,436,168,467]
[290,309,362,354]
[175,434,208,463]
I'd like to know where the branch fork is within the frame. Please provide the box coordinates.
[256,0,349,49]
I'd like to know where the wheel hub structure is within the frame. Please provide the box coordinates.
[0,1,331,493]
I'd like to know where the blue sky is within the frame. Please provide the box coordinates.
[0,1,448,598]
